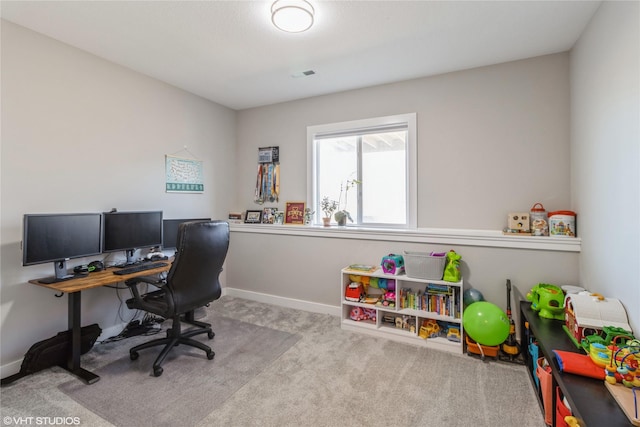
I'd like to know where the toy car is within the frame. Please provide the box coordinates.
[447,326,461,342]
[345,282,365,302]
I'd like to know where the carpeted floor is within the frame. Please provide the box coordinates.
[0,296,545,427]
[58,316,300,427]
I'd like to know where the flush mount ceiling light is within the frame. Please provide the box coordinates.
[271,0,315,33]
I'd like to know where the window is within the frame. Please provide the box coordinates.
[307,113,417,228]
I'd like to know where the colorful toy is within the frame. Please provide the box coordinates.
[526,283,565,320]
[419,319,440,339]
[463,301,510,346]
[446,326,461,342]
[381,254,405,275]
[349,306,377,322]
[345,282,365,302]
[378,291,396,308]
[563,292,632,348]
[603,343,640,387]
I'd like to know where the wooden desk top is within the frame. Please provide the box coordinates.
[29,263,172,293]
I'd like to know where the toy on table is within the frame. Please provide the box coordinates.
[603,341,640,387]
[526,283,565,320]
[381,254,405,275]
[563,292,633,350]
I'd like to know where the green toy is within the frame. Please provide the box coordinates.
[443,250,461,282]
[526,283,565,320]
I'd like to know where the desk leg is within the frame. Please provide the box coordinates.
[65,291,100,384]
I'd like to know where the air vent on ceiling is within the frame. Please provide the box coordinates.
[291,70,316,78]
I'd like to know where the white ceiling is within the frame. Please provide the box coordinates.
[0,1,601,110]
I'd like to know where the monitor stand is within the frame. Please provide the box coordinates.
[38,260,74,284]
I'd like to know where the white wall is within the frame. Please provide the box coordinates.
[229,54,578,313]
[235,54,572,229]
[0,21,236,372]
[570,1,640,333]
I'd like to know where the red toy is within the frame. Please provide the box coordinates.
[345,282,365,302]
[350,307,376,321]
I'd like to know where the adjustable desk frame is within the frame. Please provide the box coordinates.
[29,263,171,385]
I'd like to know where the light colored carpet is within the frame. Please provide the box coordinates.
[58,315,300,427]
[0,296,545,427]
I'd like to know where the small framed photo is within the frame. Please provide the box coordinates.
[262,207,277,224]
[244,210,263,224]
[284,201,306,225]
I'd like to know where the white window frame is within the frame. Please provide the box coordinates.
[307,113,417,228]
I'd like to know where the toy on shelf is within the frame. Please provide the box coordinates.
[418,319,440,339]
[377,291,395,308]
[345,282,365,302]
[526,283,565,320]
[446,325,461,342]
[381,254,405,275]
[349,306,376,322]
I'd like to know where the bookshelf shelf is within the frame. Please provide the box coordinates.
[340,266,464,353]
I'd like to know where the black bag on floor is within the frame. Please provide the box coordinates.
[0,323,101,386]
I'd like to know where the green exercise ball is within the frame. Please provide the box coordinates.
[463,301,510,346]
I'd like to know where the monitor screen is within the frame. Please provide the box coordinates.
[162,218,210,250]
[23,213,103,265]
[102,211,163,258]
[23,213,103,283]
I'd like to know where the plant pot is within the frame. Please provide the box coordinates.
[334,211,348,226]
[322,217,331,227]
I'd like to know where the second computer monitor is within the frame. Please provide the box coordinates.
[162,218,210,250]
[102,211,163,264]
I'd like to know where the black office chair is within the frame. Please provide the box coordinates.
[125,220,229,377]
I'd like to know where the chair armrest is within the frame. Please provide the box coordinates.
[125,276,165,301]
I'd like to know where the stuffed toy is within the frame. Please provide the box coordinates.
[443,250,461,282]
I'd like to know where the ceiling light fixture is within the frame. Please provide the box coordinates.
[271,0,315,33]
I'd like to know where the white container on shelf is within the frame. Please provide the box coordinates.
[548,211,577,237]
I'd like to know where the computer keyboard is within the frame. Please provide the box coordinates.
[112,262,169,276]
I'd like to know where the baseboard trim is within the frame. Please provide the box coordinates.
[222,287,341,316]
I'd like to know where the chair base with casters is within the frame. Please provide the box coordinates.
[128,312,215,377]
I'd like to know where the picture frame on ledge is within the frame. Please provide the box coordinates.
[262,207,277,224]
[284,201,305,225]
[244,210,263,224]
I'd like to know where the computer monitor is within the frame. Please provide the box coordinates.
[162,218,210,250]
[22,213,103,284]
[102,211,163,265]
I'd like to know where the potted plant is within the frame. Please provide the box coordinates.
[320,197,338,227]
[304,207,315,225]
[334,179,360,226]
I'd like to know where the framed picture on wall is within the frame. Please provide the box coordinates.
[284,202,305,225]
[244,210,263,224]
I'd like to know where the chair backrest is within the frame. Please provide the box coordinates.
[165,220,230,313]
